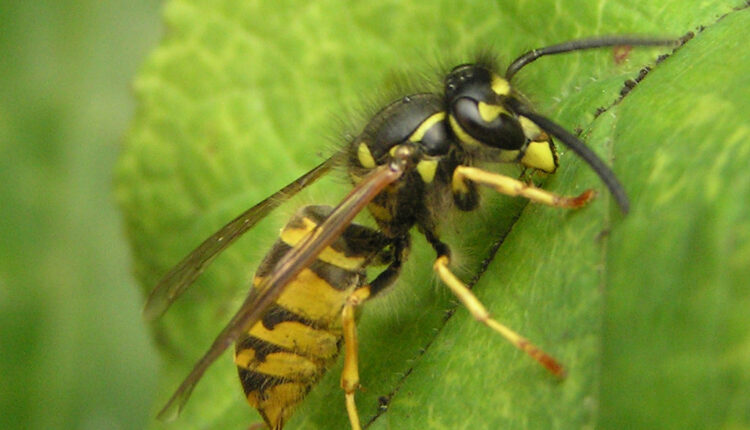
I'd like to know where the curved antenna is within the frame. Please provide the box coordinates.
[516,107,629,213]
[505,36,677,80]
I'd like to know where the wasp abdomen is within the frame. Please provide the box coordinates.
[234,205,382,429]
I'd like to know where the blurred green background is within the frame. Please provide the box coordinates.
[0,1,162,429]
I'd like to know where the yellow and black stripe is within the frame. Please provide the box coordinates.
[233,205,387,430]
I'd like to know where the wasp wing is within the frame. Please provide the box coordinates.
[143,156,340,321]
[156,162,406,421]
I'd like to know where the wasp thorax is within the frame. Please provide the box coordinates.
[354,93,450,171]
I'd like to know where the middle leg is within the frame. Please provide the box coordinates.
[423,230,565,377]
[339,236,410,430]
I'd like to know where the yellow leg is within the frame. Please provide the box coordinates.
[434,255,565,377]
[341,287,371,430]
[454,165,594,208]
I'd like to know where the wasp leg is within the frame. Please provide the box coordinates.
[340,236,409,430]
[453,165,594,208]
[433,254,566,377]
[341,287,368,430]
[368,235,410,296]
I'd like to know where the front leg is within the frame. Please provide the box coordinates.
[453,165,594,208]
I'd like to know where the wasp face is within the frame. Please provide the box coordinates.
[445,64,558,173]
[445,64,526,152]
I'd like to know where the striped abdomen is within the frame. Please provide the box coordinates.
[234,205,386,429]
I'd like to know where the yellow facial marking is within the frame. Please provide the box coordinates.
[519,116,544,141]
[417,159,438,183]
[409,112,446,142]
[477,102,507,123]
[450,115,481,146]
[521,141,558,173]
[491,75,511,96]
[357,142,376,168]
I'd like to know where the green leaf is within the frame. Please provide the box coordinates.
[601,11,750,429]
[116,0,750,429]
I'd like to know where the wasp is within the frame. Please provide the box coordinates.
[143,36,675,429]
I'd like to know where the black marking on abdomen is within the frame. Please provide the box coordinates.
[238,368,287,395]
[257,241,363,292]
[236,335,286,362]
[261,304,317,330]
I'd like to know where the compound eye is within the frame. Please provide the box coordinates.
[452,97,526,150]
